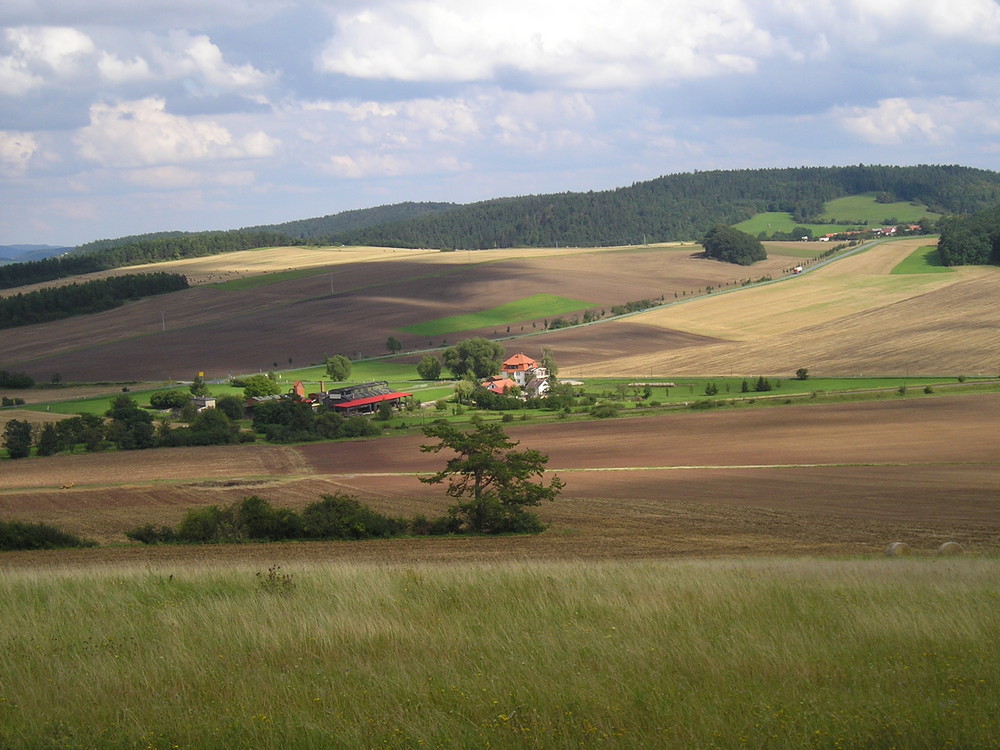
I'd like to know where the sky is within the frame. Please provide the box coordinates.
[3,0,1000,247]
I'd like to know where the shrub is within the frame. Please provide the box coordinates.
[125,524,177,544]
[410,514,463,536]
[590,404,618,418]
[690,400,718,410]
[301,494,408,540]
[0,520,96,550]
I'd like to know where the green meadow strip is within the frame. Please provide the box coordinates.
[401,294,592,337]
[212,267,335,291]
[891,245,954,275]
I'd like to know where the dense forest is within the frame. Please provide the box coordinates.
[0,272,189,329]
[937,202,1000,266]
[253,201,457,240]
[5,165,1000,287]
[319,165,1000,249]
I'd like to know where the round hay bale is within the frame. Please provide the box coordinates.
[885,541,912,557]
[938,541,964,555]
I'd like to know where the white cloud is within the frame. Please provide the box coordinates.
[0,26,272,97]
[122,165,254,188]
[327,151,467,178]
[0,54,42,95]
[0,26,95,94]
[0,129,37,175]
[159,32,274,92]
[317,0,777,88]
[290,89,605,179]
[838,98,942,145]
[4,26,95,74]
[97,51,152,84]
[74,97,279,167]
[846,0,1000,42]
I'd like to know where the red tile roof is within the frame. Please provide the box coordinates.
[482,376,517,394]
[502,352,538,372]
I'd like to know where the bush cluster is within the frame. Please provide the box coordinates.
[127,494,431,545]
[251,400,382,442]
[0,520,96,550]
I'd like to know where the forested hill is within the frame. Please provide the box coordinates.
[5,165,1000,289]
[320,165,1000,249]
[252,201,457,239]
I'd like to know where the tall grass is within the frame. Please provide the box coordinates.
[0,558,997,748]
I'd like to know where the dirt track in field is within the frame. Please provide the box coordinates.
[2,395,997,567]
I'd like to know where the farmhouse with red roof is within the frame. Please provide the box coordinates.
[480,352,551,398]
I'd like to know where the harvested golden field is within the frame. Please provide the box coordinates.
[2,395,997,567]
[560,239,1000,377]
[1,243,798,382]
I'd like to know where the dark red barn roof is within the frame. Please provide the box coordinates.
[332,392,413,410]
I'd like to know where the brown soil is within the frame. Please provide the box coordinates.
[2,395,996,568]
[0,244,799,382]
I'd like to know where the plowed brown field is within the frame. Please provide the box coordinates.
[0,243,799,382]
[3,395,997,568]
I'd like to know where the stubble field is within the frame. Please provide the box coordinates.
[563,238,1000,377]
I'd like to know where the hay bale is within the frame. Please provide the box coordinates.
[885,541,912,557]
[938,541,964,555]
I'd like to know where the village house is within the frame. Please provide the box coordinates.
[481,353,551,398]
[192,396,216,412]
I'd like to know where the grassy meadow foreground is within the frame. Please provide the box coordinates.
[1,558,997,749]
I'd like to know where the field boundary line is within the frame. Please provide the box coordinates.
[321,460,998,479]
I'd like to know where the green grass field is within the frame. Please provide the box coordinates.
[213,267,334,291]
[400,294,592,337]
[819,194,940,225]
[0,558,996,749]
[891,245,954,275]
[735,194,940,239]
[733,213,854,238]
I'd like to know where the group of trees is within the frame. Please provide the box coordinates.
[937,202,1000,266]
[128,418,562,543]
[0,273,189,330]
[127,494,411,545]
[701,225,767,266]
[249,399,382,443]
[0,370,34,388]
[2,393,253,458]
[441,337,505,378]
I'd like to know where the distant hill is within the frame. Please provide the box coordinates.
[251,201,458,240]
[0,245,73,265]
[317,165,1000,249]
[5,165,1000,288]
